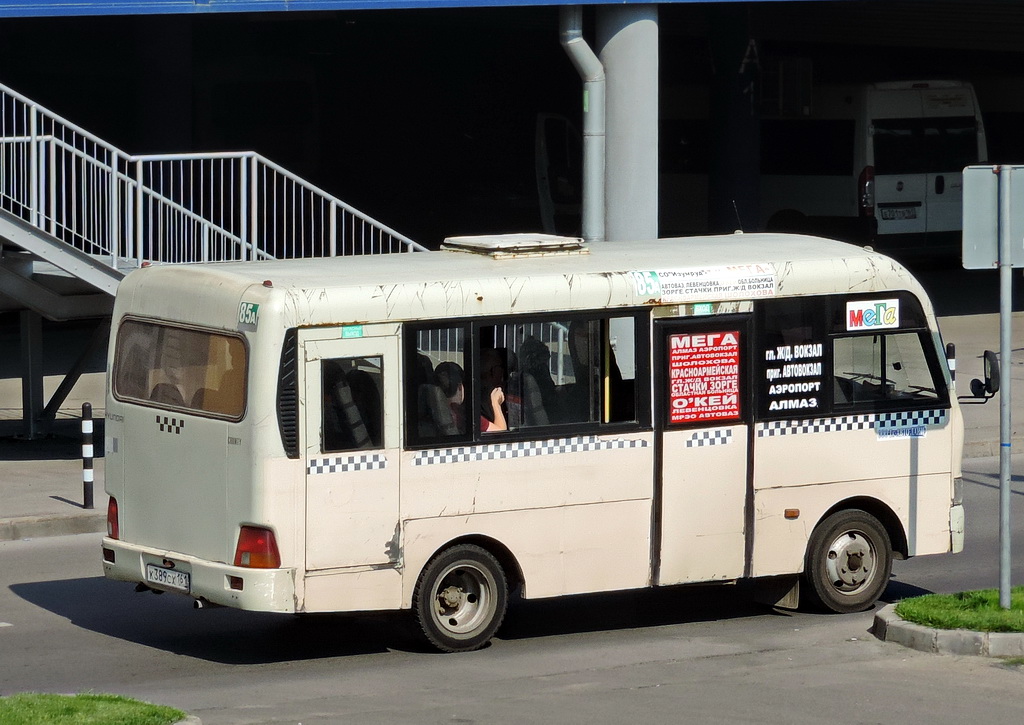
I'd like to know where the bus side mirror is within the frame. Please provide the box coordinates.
[968,349,999,401]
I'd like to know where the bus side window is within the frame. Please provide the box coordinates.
[501,315,637,430]
[757,298,827,419]
[322,356,383,453]
[832,332,940,407]
[406,325,470,445]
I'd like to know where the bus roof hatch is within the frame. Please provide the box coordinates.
[441,233,587,258]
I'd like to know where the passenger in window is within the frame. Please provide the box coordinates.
[435,361,468,434]
[561,321,596,422]
[479,348,508,432]
[514,336,560,425]
[346,368,382,447]
[413,352,459,438]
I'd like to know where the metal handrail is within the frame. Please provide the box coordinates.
[0,79,425,279]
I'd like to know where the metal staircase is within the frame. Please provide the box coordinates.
[0,79,426,436]
[0,80,425,315]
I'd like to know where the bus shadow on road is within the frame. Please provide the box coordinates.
[878,577,933,604]
[9,575,411,663]
[12,575,793,661]
[498,582,784,643]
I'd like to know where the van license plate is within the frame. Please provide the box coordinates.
[881,207,917,221]
[146,564,190,592]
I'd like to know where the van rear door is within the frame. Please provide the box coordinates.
[920,88,981,236]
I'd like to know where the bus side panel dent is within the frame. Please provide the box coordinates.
[400,500,652,608]
[950,504,965,553]
[301,568,403,613]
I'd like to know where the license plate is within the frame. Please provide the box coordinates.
[146,563,190,592]
[880,207,918,221]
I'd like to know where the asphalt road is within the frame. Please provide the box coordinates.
[2,456,1024,724]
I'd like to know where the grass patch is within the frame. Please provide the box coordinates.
[895,587,1024,632]
[0,693,185,725]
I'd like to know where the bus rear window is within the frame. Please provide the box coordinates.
[113,319,248,420]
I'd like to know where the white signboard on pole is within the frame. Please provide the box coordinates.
[962,164,1015,609]
[963,164,1024,269]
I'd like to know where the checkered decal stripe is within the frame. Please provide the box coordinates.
[414,436,648,466]
[686,429,732,448]
[156,416,184,434]
[307,453,388,475]
[876,410,947,429]
[757,410,948,438]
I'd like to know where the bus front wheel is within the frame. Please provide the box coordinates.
[803,509,892,614]
[413,543,508,653]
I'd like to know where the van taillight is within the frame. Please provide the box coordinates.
[233,526,281,569]
[859,166,875,217]
[106,497,119,539]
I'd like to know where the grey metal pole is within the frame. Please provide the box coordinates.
[559,6,606,244]
[20,309,44,440]
[997,165,1013,609]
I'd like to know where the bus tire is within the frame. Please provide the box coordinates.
[413,543,508,653]
[802,509,892,614]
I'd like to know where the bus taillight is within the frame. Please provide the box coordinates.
[106,497,119,539]
[233,526,281,569]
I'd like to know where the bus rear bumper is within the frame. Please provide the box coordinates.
[101,537,296,613]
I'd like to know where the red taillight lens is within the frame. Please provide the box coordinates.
[106,497,119,540]
[233,526,281,569]
[859,165,875,217]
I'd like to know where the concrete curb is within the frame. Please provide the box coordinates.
[174,717,202,725]
[0,511,105,542]
[872,603,1024,658]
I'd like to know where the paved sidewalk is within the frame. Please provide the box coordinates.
[0,419,106,542]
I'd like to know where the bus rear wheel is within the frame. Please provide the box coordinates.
[413,544,508,653]
[803,510,892,614]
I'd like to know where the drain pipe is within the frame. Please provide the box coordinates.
[560,5,605,243]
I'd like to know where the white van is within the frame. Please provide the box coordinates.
[760,80,988,256]
[101,233,971,652]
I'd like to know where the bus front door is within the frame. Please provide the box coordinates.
[303,334,400,571]
[655,318,751,586]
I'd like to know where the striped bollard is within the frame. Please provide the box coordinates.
[946,342,956,390]
[82,402,94,510]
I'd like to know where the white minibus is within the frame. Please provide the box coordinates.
[661,80,987,257]
[102,232,970,652]
[761,80,987,257]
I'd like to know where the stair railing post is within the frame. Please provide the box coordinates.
[135,158,144,265]
[330,199,337,257]
[109,149,120,268]
[250,154,259,261]
[48,135,56,237]
[29,105,38,229]
[239,155,249,262]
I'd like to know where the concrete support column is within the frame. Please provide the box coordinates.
[597,5,659,242]
[20,309,43,439]
[707,5,760,234]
